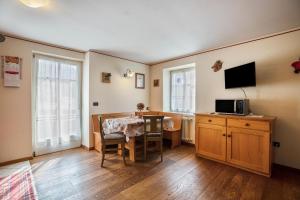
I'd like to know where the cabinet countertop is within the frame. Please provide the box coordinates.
[195,113,276,122]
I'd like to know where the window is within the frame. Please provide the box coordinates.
[33,54,81,155]
[170,67,195,113]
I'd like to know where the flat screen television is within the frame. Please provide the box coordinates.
[225,62,256,89]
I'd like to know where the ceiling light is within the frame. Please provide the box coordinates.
[20,0,49,8]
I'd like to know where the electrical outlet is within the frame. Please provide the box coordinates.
[273,141,280,148]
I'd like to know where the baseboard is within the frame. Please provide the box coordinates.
[181,141,195,147]
[81,144,95,151]
[0,156,33,167]
[273,163,300,173]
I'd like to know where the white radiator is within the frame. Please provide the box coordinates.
[182,116,194,143]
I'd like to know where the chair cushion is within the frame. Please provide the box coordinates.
[104,132,124,140]
[146,132,162,136]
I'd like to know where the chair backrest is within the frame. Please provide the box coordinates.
[143,115,164,134]
[92,114,105,141]
[160,112,182,130]
[101,112,135,120]
[135,111,161,117]
[92,112,135,140]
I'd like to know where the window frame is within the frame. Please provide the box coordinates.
[169,67,195,114]
[32,53,83,155]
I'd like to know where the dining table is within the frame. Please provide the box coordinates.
[102,116,174,161]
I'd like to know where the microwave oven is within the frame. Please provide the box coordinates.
[215,99,250,115]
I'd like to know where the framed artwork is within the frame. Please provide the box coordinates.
[102,72,111,83]
[1,56,22,87]
[153,79,159,87]
[135,73,145,89]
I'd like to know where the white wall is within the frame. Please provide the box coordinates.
[0,37,150,162]
[150,30,300,169]
[88,51,150,146]
[0,37,84,163]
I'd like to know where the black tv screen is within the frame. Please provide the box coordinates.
[225,62,256,89]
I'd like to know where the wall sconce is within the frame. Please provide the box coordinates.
[123,68,134,78]
[291,58,300,74]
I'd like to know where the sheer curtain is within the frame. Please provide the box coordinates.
[33,54,81,155]
[170,67,195,114]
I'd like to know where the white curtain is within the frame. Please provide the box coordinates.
[170,68,195,113]
[33,54,81,155]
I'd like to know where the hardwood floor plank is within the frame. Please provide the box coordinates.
[151,158,224,200]
[27,146,300,200]
[83,147,193,199]
[239,175,267,200]
[118,154,206,199]
[197,165,238,200]
[218,171,252,200]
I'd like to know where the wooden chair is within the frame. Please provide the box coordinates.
[92,114,126,167]
[162,112,183,149]
[143,115,164,162]
[93,112,134,152]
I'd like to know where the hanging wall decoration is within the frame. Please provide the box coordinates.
[211,60,223,72]
[153,79,159,87]
[102,72,112,83]
[135,73,145,89]
[291,58,300,74]
[1,56,22,87]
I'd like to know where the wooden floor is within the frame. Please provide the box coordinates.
[30,145,300,200]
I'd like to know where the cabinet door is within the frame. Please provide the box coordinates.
[227,127,270,174]
[196,123,226,161]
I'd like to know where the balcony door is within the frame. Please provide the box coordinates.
[33,54,81,156]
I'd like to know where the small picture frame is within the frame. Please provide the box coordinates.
[153,79,159,87]
[102,72,111,83]
[135,73,145,89]
[2,56,22,87]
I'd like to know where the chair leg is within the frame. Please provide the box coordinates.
[101,145,105,167]
[144,136,147,161]
[122,142,126,165]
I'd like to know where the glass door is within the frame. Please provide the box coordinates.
[33,54,81,156]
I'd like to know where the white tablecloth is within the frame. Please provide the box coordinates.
[102,116,173,141]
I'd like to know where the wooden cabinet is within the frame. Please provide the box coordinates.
[227,127,270,174]
[196,123,226,161]
[195,114,275,177]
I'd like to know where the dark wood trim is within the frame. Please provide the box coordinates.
[0,156,33,167]
[150,27,300,66]
[2,32,85,54]
[2,28,299,66]
[273,163,300,173]
[81,144,95,151]
[89,50,147,65]
[181,141,195,147]
[1,33,147,65]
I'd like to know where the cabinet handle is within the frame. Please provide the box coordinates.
[227,135,232,138]
[222,134,226,137]
[245,123,250,126]
[208,119,212,122]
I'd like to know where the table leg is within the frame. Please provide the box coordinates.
[117,144,122,155]
[128,137,136,162]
